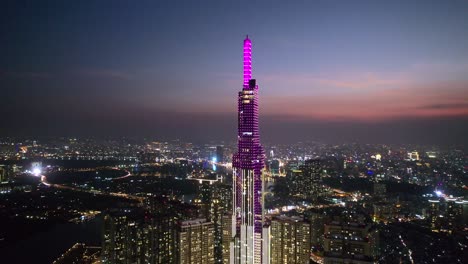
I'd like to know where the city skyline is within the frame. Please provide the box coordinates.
[1,2,467,263]
[1,0,468,145]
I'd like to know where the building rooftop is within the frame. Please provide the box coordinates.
[273,215,305,222]
[180,218,210,227]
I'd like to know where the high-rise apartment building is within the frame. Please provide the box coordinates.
[270,215,311,264]
[143,213,178,264]
[177,218,215,264]
[428,197,468,233]
[302,159,322,201]
[195,182,232,263]
[323,219,379,264]
[289,159,322,201]
[231,36,267,264]
[428,199,442,232]
[305,209,327,247]
[102,198,200,264]
[222,214,233,263]
[101,209,145,264]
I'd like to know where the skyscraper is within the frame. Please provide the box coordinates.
[231,36,267,264]
[216,146,225,163]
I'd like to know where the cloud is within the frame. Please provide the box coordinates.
[417,102,468,110]
[260,80,468,121]
[260,71,409,93]
[145,73,468,122]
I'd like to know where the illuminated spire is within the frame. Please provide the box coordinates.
[243,35,252,87]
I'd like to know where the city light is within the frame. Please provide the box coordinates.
[33,168,41,176]
[1,2,467,263]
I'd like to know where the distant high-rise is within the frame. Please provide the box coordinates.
[302,159,322,201]
[231,35,266,264]
[373,182,386,198]
[0,165,6,182]
[216,146,225,163]
[269,160,280,176]
[290,159,322,201]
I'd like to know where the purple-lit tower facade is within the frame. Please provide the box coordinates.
[230,36,268,264]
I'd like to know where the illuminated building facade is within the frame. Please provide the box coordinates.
[428,197,467,233]
[101,209,145,264]
[270,215,311,264]
[288,160,323,201]
[177,219,215,264]
[407,151,420,161]
[143,214,178,264]
[323,220,379,264]
[195,182,232,263]
[102,198,201,264]
[299,159,322,201]
[222,214,233,263]
[372,202,395,223]
[428,199,440,232]
[305,210,327,247]
[52,243,100,264]
[231,36,267,264]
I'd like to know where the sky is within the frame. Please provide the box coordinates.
[1,0,468,145]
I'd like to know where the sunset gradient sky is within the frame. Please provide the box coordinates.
[1,0,468,144]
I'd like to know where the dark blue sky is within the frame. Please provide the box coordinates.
[1,0,468,144]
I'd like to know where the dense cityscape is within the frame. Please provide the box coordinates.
[2,1,468,263]
[0,137,466,263]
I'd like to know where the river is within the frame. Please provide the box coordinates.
[0,216,102,264]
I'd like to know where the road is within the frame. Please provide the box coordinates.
[39,174,144,202]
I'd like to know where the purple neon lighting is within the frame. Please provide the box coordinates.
[243,36,252,87]
[233,35,265,263]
